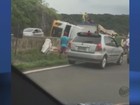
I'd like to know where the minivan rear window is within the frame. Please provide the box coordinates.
[74,36,101,44]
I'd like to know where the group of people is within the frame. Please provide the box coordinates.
[121,36,129,54]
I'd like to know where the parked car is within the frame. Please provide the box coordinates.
[23,28,44,37]
[67,32,124,69]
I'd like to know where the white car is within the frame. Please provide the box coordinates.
[23,28,44,37]
[68,32,124,69]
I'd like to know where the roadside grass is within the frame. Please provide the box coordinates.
[12,49,68,71]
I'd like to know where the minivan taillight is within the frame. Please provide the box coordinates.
[96,43,102,51]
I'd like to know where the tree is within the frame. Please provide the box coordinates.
[12,0,60,37]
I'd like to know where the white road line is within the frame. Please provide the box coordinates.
[23,64,71,74]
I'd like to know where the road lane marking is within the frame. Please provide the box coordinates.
[23,64,71,74]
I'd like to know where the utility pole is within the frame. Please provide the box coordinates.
[41,0,46,33]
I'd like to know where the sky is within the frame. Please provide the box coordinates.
[45,0,129,15]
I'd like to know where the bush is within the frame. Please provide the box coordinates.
[115,35,123,46]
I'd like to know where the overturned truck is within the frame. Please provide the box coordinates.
[41,20,117,54]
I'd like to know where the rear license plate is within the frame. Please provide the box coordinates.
[78,47,86,51]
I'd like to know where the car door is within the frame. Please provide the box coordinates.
[110,38,122,62]
[104,36,114,62]
[105,37,121,62]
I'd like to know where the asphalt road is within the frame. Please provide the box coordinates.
[26,57,129,105]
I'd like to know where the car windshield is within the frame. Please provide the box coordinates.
[74,35,101,44]
[24,28,34,32]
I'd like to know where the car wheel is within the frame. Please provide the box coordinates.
[68,60,76,64]
[100,56,107,69]
[117,54,123,65]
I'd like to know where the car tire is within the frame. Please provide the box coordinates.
[100,56,107,69]
[68,60,76,64]
[117,54,123,65]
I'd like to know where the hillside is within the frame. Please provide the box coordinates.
[12,0,129,37]
[61,14,129,35]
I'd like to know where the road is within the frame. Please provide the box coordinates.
[26,57,129,105]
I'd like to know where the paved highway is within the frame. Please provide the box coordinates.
[26,57,129,105]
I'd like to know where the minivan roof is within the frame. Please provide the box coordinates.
[77,32,100,37]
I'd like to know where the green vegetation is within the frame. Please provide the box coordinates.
[114,35,123,46]
[61,14,129,35]
[12,0,129,37]
[12,0,60,37]
[12,50,68,71]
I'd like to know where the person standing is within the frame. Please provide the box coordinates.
[59,32,70,58]
[124,35,129,54]
[126,35,130,64]
[121,38,126,54]
[126,36,130,48]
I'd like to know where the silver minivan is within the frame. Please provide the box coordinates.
[68,32,124,69]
